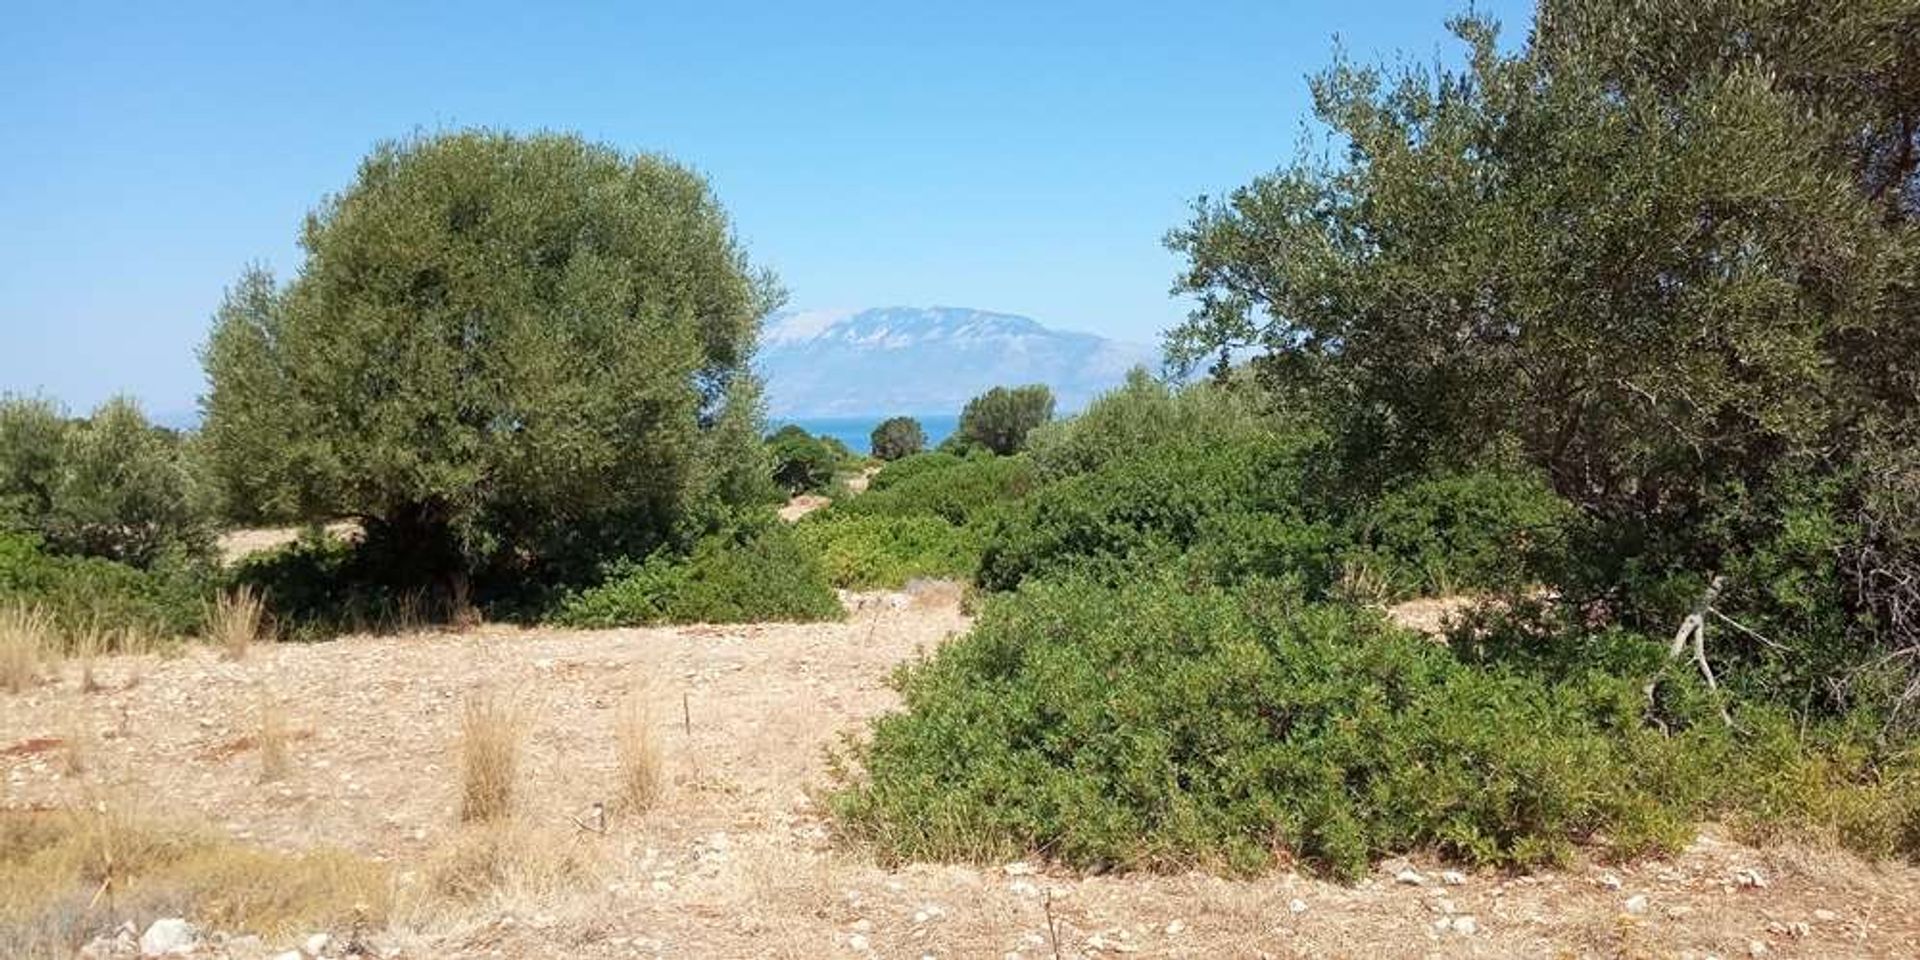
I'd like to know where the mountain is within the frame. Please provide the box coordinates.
[756,306,1158,418]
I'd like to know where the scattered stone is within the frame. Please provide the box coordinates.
[848,932,871,952]
[302,932,331,956]
[851,919,872,933]
[1624,895,1649,916]
[1787,921,1810,938]
[1289,898,1309,914]
[1597,873,1623,890]
[1734,868,1768,889]
[1010,879,1040,898]
[1453,916,1478,935]
[139,918,196,957]
[1004,861,1038,876]
[1748,940,1769,957]
[1813,909,1838,923]
[1395,868,1426,886]
[270,952,304,960]
[1164,920,1186,936]
[1440,870,1466,885]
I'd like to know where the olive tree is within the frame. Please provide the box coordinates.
[869,416,925,461]
[957,385,1055,456]
[201,131,781,584]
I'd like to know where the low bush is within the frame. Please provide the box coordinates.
[1341,467,1579,600]
[832,575,1919,880]
[796,514,982,589]
[766,426,838,495]
[977,431,1329,593]
[230,531,436,641]
[552,523,843,627]
[839,454,1034,527]
[865,452,965,492]
[0,532,208,647]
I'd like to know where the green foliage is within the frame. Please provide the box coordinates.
[0,532,207,643]
[836,575,1720,878]
[1344,467,1579,599]
[956,385,1055,456]
[838,454,1034,527]
[1163,6,1920,721]
[796,514,980,589]
[552,523,843,627]
[869,416,927,461]
[765,425,839,495]
[978,422,1330,594]
[836,574,1920,878]
[201,130,780,588]
[229,530,442,642]
[866,452,964,493]
[0,396,215,570]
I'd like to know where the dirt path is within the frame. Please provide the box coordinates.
[5,591,1919,958]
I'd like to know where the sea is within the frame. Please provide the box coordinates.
[775,414,959,456]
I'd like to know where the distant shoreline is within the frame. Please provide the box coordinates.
[772,413,959,455]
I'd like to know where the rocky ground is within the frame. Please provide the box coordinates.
[5,586,1920,959]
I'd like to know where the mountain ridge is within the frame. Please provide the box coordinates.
[756,306,1157,418]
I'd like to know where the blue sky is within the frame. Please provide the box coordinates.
[0,0,1531,418]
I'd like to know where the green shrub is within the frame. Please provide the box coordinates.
[230,530,437,641]
[0,532,208,645]
[866,452,965,493]
[1025,369,1278,481]
[0,396,215,570]
[870,417,927,461]
[553,524,842,627]
[833,574,1737,879]
[796,514,980,589]
[841,454,1035,527]
[1342,467,1578,599]
[956,385,1054,455]
[977,431,1330,593]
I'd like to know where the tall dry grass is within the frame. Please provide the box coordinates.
[257,697,291,783]
[208,586,268,661]
[615,691,665,815]
[0,605,54,694]
[458,691,523,823]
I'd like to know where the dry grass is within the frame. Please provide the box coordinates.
[0,805,389,959]
[208,586,268,661]
[614,690,665,815]
[59,717,89,777]
[457,691,523,823]
[417,821,594,908]
[257,696,291,783]
[0,604,54,694]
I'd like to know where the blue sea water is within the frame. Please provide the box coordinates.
[776,413,959,456]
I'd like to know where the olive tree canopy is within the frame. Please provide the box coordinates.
[201,130,781,581]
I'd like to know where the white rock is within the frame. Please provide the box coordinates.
[303,932,331,956]
[851,919,872,933]
[849,932,871,952]
[1004,861,1038,876]
[1598,873,1623,890]
[1009,879,1040,897]
[1288,898,1308,914]
[1453,916,1478,935]
[1440,870,1467,885]
[271,952,304,960]
[1748,941,1769,957]
[1163,920,1186,936]
[1735,868,1768,889]
[1395,868,1426,885]
[139,918,197,956]
[1813,909,1838,923]
[1624,894,1649,915]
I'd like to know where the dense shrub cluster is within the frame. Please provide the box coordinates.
[954,385,1054,455]
[765,425,840,496]
[0,533,207,644]
[553,523,842,627]
[836,575,1920,878]
[0,396,215,569]
[797,452,1035,589]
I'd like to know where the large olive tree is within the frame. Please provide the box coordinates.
[201,131,781,584]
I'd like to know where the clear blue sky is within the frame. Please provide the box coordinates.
[0,0,1531,418]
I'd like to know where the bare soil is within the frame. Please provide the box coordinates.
[5,589,1919,959]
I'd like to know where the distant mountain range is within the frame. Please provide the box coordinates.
[756,306,1158,418]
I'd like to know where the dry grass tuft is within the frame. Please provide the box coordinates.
[0,805,389,959]
[614,690,665,815]
[419,821,593,906]
[0,605,54,694]
[458,691,523,823]
[208,586,268,660]
[257,696,291,783]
